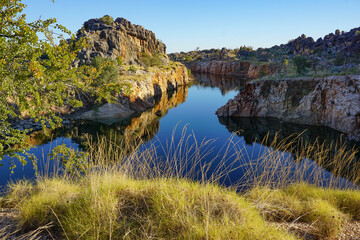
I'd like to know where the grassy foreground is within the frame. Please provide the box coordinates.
[1,131,360,239]
[1,172,359,239]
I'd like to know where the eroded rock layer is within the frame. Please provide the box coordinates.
[188,61,275,78]
[216,75,360,139]
[76,17,166,65]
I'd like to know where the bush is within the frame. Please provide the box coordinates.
[100,15,113,25]
[141,53,163,68]
[91,55,119,85]
[334,53,346,66]
[128,65,138,73]
[184,55,192,62]
[116,56,123,66]
[292,55,311,75]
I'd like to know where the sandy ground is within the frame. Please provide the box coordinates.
[271,220,360,240]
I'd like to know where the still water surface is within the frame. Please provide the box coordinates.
[1,74,359,189]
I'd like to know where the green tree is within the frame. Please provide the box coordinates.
[292,55,311,75]
[0,0,86,166]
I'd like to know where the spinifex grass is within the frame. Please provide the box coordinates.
[2,127,360,239]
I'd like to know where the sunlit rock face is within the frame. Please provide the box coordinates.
[216,75,360,139]
[76,17,166,65]
[188,61,276,78]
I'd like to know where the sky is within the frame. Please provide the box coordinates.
[23,0,360,53]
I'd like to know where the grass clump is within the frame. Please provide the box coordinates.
[246,183,360,239]
[5,172,296,240]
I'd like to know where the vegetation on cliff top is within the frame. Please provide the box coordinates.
[169,27,360,78]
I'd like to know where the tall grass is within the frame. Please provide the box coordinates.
[2,127,360,239]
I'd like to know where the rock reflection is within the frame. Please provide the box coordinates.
[192,73,247,95]
[218,116,360,185]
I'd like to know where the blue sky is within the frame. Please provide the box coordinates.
[23,0,360,53]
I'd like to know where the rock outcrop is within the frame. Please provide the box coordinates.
[285,28,360,57]
[188,61,276,78]
[216,75,360,139]
[76,16,166,65]
[79,65,190,121]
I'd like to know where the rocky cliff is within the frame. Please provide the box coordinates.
[188,61,276,78]
[216,75,360,139]
[284,28,360,57]
[80,65,190,121]
[76,16,166,65]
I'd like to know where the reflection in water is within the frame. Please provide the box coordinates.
[192,73,247,95]
[60,86,188,155]
[218,117,360,186]
[3,74,360,190]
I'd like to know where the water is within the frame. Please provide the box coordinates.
[1,73,359,189]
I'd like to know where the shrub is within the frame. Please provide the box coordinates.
[116,56,123,66]
[128,65,138,73]
[292,55,311,75]
[334,53,346,66]
[141,53,163,68]
[184,55,192,62]
[91,55,119,85]
[100,15,113,25]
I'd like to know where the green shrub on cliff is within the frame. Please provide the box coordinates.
[90,56,119,85]
[141,53,163,68]
[100,15,114,25]
[292,55,311,75]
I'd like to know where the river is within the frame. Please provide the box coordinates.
[1,74,359,189]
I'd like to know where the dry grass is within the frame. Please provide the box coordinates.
[1,128,360,239]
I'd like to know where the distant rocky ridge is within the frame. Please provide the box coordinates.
[75,16,166,65]
[169,27,360,76]
[216,76,360,140]
[284,28,360,57]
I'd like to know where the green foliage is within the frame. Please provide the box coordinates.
[141,53,163,68]
[100,15,113,25]
[128,64,138,73]
[49,144,89,176]
[0,0,86,161]
[184,55,192,62]
[116,56,123,66]
[240,45,254,51]
[292,55,311,75]
[90,55,119,85]
[334,53,346,66]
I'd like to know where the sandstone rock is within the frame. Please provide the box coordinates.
[79,65,190,121]
[216,75,360,138]
[188,61,276,78]
[76,17,166,65]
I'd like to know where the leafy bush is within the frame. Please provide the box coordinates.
[100,15,113,25]
[141,53,163,68]
[128,65,138,73]
[184,55,192,62]
[292,55,311,75]
[116,56,123,66]
[334,53,346,66]
[91,55,119,85]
